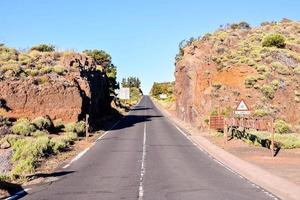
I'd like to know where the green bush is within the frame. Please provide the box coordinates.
[30,44,55,52]
[275,134,300,149]
[271,62,283,69]
[63,121,85,135]
[53,119,65,130]
[294,66,300,75]
[11,118,36,136]
[36,76,49,84]
[11,136,51,175]
[274,119,290,134]
[25,69,39,76]
[52,65,65,75]
[75,121,86,135]
[276,65,290,75]
[32,116,52,130]
[262,33,286,48]
[254,109,269,117]
[61,132,77,142]
[40,66,52,75]
[256,65,267,73]
[50,137,68,153]
[63,122,76,132]
[244,76,257,88]
[31,130,48,137]
[261,84,275,99]
[271,80,279,89]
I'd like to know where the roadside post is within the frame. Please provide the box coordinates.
[86,114,89,141]
[270,118,275,157]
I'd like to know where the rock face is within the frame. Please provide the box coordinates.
[175,20,300,130]
[0,53,111,123]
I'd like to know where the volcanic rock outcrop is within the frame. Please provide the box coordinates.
[0,48,112,123]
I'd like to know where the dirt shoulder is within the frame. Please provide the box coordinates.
[152,98,300,200]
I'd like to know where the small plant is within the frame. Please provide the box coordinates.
[32,116,52,130]
[53,119,65,130]
[52,65,65,75]
[271,80,279,89]
[63,122,76,132]
[261,84,275,99]
[11,118,36,136]
[293,66,300,75]
[36,76,48,84]
[50,137,68,153]
[262,33,286,48]
[271,62,283,69]
[276,65,290,75]
[40,66,52,74]
[254,108,269,117]
[274,119,290,134]
[244,76,257,88]
[75,121,86,135]
[31,130,48,137]
[256,65,267,74]
[11,136,51,176]
[212,83,222,89]
[25,69,39,76]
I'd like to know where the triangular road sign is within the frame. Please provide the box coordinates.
[236,99,249,111]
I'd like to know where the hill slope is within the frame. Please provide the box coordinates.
[175,19,300,131]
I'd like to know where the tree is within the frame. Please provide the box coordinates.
[83,49,118,94]
[121,76,141,88]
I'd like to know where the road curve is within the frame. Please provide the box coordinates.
[20,96,277,200]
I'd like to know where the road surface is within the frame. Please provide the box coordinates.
[20,96,277,200]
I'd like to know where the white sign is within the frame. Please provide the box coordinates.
[234,99,250,115]
[118,87,130,100]
[159,94,167,99]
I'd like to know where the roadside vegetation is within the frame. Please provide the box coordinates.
[0,116,85,181]
[150,82,175,110]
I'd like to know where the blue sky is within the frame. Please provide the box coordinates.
[1,0,300,93]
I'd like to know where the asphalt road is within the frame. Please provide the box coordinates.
[20,96,276,200]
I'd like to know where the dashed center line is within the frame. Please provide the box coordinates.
[138,122,147,200]
[138,99,147,200]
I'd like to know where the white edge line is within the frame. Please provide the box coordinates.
[5,188,31,200]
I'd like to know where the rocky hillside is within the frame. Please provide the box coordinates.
[0,44,115,124]
[175,19,300,131]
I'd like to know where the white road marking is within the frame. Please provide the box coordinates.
[138,98,147,200]
[138,122,147,200]
[62,147,90,169]
[5,188,31,200]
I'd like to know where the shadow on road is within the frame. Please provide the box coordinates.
[27,170,75,179]
[0,181,27,199]
[111,114,162,131]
